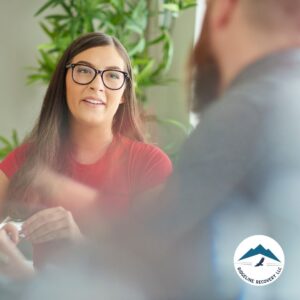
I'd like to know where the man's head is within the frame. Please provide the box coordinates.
[190,0,300,113]
[241,0,300,32]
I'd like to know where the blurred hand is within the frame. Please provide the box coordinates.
[0,228,34,280]
[2,223,20,244]
[31,166,98,215]
[30,166,61,206]
[22,206,83,244]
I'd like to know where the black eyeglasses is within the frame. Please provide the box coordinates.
[66,63,129,90]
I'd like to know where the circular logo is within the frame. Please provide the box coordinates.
[233,235,284,286]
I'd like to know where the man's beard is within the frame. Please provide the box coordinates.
[188,6,220,114]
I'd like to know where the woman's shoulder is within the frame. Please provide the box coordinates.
[118,136,173,172]
[1,143,30,162]
[119,136,170,160]
[116,136,173,193]
[0,143,30,178]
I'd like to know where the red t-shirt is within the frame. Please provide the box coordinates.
[0,136,172,203]
[0,135,172,268]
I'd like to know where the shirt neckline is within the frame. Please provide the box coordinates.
[68,135,121,168]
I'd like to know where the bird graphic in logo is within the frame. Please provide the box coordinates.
[254,257,265,267]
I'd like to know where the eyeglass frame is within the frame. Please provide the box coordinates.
[66,63,130,90]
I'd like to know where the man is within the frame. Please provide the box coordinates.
[130,0,300,298]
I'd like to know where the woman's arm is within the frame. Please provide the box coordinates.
[22,167,100,244]
[31,167,99,215]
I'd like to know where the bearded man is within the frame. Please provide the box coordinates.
[137,0,300,298]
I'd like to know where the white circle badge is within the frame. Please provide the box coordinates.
[233,235,284,286]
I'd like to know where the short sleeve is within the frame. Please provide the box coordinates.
[128,143,173,195]
[0,144,28,178]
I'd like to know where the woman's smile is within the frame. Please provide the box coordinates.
[81,96,106,107]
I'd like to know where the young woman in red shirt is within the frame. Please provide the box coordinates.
[0,32,172,277]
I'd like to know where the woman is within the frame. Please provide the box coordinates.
[0,32,172,273]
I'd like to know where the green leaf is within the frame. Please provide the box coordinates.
[125,21,144,35]
[61,2,73,16]
[136,59,155,85]
[110,0,123,10]
[156,117,192,136]
[45,14,70,21]
[0,129,20,160]
[34,0,58,16]
[163,3,179,13]
[37,43,54,51]
[152,30,173,76]
[180,0,197,10]
[131,0,148,29]
[39,22,54,39]
[12,129,20,147]
[128,38,146,56]
[147,33,166,46]
[0,136,11,148]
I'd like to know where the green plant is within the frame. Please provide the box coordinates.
[28,0,196,103]
[154,116,193,163]
[0,130,20,160]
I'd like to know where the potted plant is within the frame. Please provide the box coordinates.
[28,0,196,101]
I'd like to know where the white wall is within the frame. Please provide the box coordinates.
[144,7,196,151]
[0,1,196,149]
[0,0,47,141]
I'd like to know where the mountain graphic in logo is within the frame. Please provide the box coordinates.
[239,244,280,262]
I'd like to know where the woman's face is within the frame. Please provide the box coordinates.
[66,46,127,129]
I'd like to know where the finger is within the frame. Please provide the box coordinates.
[0,233,11,266]
[0,230,24,258]
[23,207,67,236]
[24,206,65,228]
[26,217,68,244]
[0,230,34,279]
[29,227,72,244]
[0,251,10,266]
[0,230,11,247]
[2,223,19,244]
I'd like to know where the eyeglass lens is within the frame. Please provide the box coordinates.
[73,65,125,89]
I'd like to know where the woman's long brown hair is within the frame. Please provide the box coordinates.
[6,32,144,218]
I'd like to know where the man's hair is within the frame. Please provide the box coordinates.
[242,0,300,32]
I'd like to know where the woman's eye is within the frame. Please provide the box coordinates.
[108,72,120,79]
[77,66,92,74]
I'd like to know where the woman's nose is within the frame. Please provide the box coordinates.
[89,74,105,91]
